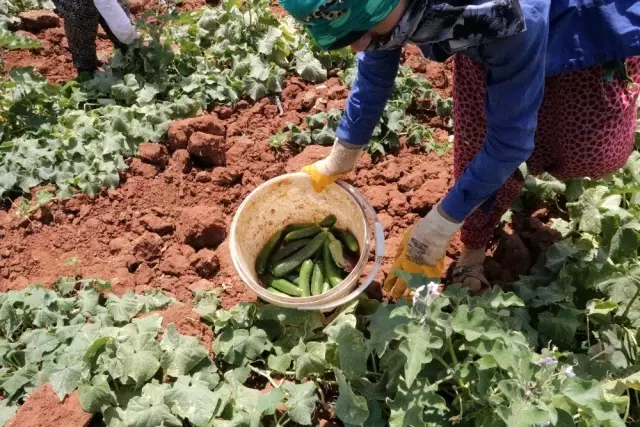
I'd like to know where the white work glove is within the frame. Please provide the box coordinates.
[408,202,462,265]
[384,202,461,297]
[302,138,363,192]
[94,0,139,45]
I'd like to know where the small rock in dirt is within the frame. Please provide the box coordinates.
[109,237,129,254]
[140,214,174,235]
[411,178,449,213]
[195,171,211,183]
[211,167,242,186]
[387,190,410,216]
[168,149,192,174]
[63,197,83,214]
[6,383,92,427]
[214,105,234,119]
[176,206,226,250]
[398,171,426,192]
[134,262,154,285]
[190,249,220,278]
[129,158,159,178]
[132,232,163,262]
[260,164,285,181]
[302,91,318,109]
[138,142,169,168]
[18,10,60,32]
[167,115,227,151]
[188,132,226,166]
[159,245,192,276]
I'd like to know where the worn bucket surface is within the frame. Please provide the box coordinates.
[230,173,384,311]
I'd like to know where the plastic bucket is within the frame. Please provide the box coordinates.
[230,173,384,311]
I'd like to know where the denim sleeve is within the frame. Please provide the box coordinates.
[336,48,402,146]
[440,0,551,222]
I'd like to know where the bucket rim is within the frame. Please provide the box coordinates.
[229,173,374,308]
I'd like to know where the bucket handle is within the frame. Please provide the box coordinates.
[309,182,385,311]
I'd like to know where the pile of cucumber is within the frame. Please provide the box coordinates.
[255,214,360,298]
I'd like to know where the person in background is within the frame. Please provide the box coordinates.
[279,0,640,296]
[52,0,138,75]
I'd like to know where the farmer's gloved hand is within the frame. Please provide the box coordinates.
[384,202,461,298]
[302,138,362,192]
[94,0,139,45]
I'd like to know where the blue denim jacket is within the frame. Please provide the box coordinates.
[336,0,640,221]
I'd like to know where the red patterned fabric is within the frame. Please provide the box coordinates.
[453,55,640,249]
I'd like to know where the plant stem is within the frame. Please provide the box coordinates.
[250,366,280,389]
[434,355,451,370]
[447,337,459,365]
[624,389,631,422]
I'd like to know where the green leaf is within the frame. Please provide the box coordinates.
[78,375,117,413]
[165,376,218,426]
[49,363,84,400]
[83,336,112,363]
[452,306,505,341]
[133,314,163,335]
[214,327,271,366]
[387,377,448,427]
[267,353,292,373]
[396,322,442,387]
[335,371,369,425]
[367,302,410,357]
[324,313,368,378]
[124,383,182,427]
[117,333,161,385]
[194,290,220,321]
[294,49,327,83]
[290,341,329,380]
[282,382,317,426]
[160,324,208,377]
[537,308,582,345]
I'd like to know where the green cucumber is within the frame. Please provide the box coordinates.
[284,223,314,234]
[319,214,337,229]
[298,260,313,297]
[270,239,311,264]
[255,230,283,275]
[333,229,359,253]
[272,231,328,277]
[267,287,290,297]
[269,278,302,297]
[284,224,323,243]
[327,232,346,268]
[322,281,331,294]
[311,262,324,296]
[323,240,343,287]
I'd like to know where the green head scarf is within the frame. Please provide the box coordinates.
[279,0,400,50]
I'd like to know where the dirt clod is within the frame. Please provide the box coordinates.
[188,132,226,166]
[129,158,159,178]
[139,143,169,168]
[132,232,163,262]
[176,206,226,250]
[140,213,174,235]
[190,249,220,278]
[166,115,227,152]
[18,11,60,32]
